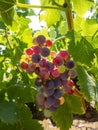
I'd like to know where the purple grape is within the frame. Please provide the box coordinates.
[44,87,54,97]
[54,89,62,99]
[49,106,57,112]
[32,54,41,63]
[53,78,62,88]
[39,59,47,67]
[41,47,50,57]
[60,71,68,80]
[35,78,42,86]
[45,80,54,89]
[66,60,75,68]
[34,67,40,75]
[46,96,56,107]
[36,35,46,45]
[68,69,77,79]
[46,61,54,71]
[53,99,60,108]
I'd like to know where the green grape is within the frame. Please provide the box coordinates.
[57,65,66,73]
[44,109,52,117]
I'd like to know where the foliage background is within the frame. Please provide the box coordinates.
[0,0,98,130]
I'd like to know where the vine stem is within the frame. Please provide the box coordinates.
[64,0,74,30]
[16,3,67,11]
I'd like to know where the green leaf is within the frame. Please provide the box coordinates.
[68,34,94,65]
[0,101,18,124]
[52,97,73,130]
[40,9,61,27]
[71,0,93,16]
[0,0,16,25]
[17,104,43,130]
[76,65,96,101]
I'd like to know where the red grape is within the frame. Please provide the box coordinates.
[20,61,28,69]
[53,56,63,66]
[26,48,33,55]
[46,40,52,47]
[58,50,70,61]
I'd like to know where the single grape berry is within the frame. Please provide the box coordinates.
[26,48,33,55]
[36,35,46,45]
[66,60,75,68]
[51,68,60,78]
[32,54,41,63]
[46,61,54,71]
[41,47,50,57]
[68,80,74,87]
[32,46,41,54]
[46,40,52,47]
[68,69,77,79]
[53,56,63,66]
[58,50,70,61]
[39,59,47,67]
[20,62,28,69]
[26,62,35,74]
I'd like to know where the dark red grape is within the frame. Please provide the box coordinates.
[20,62,28,69]
[36,35,46,45]
[53,56,63,66]
[68,89,74,95]
[32,54,41,63]
[39,59,47,67]
[32,46,41,54]
[41,47,50,57]
[46,61,54,71]
[66,60,75,68]
[34,67,40,75]
[39,70,50,79]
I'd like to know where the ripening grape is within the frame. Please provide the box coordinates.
[68,89,74,95]
[39,70,50,79]
[46,80,54,89]
[46,61,54,71]
[39,59,47,67]
[20,61,28,69]
[51,68,60,78]
[60,71,68,80]
[66,60,75,68]
[32,54,41,63]
[57,65,66,73]
[53,56,63,66]
[53,98,60,108]
[26,62,35,74]
[53,78,62,88]
[44,87,54,97]
[54,89,62,99]
[68,69,77,79]
[41,47,50,57]
[36,35,46,45]
[58,50,70,61]
[46,40,52,47]
[68,80,74,87]
[44,109,52,117]
[32,46,41,54]
[26,48,33,55]
[49,106,57,112]
[35,78,42,86]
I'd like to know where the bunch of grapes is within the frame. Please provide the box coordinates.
[20,35,77,117]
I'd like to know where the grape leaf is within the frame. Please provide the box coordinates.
[68,32,94,65]
[76,65,96,101]
[52,98,73,130]
[40,9,61,27]
[0,0,16,25]
[71,0,93,16]
[0,101,18,124]
[52,94,84,130]
[17,104,43,130]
